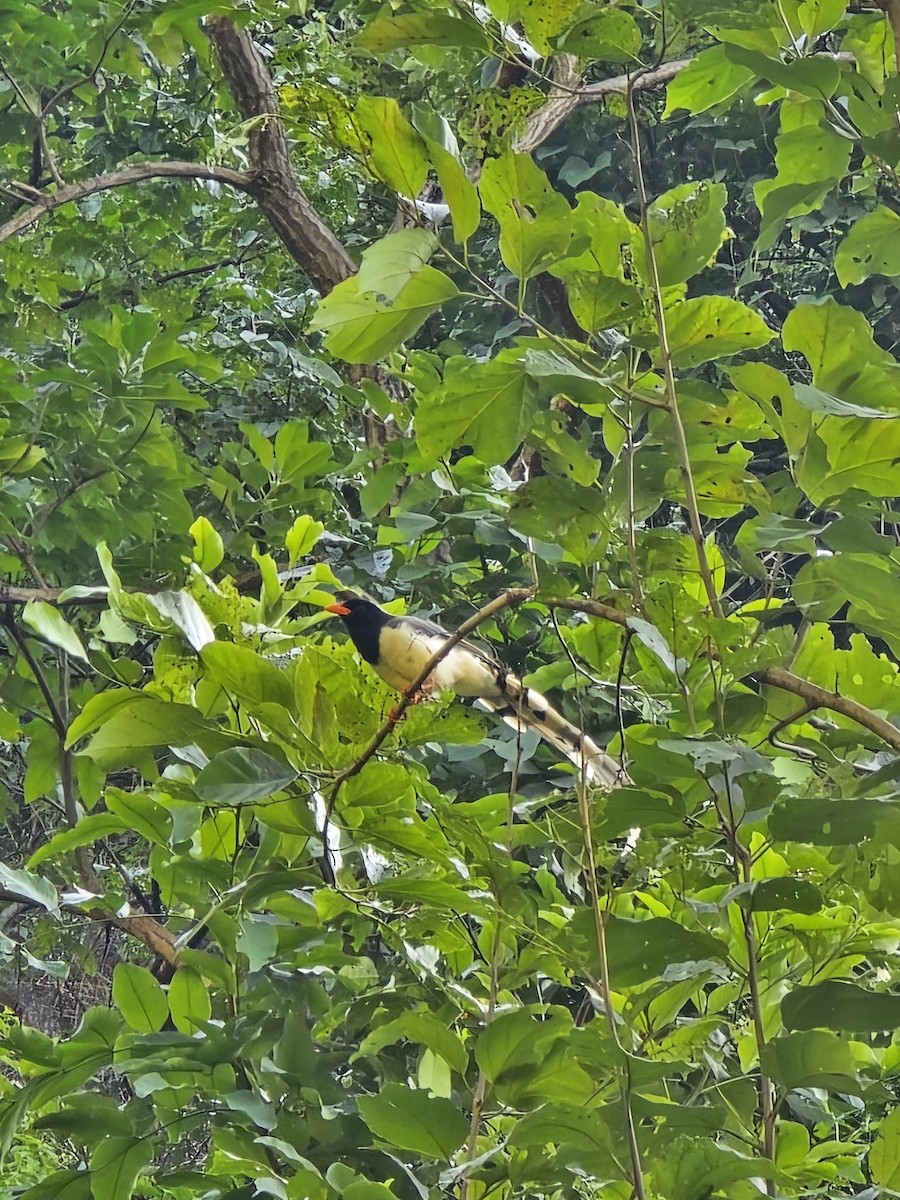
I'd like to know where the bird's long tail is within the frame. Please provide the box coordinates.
[480,673,626,789]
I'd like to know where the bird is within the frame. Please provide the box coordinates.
[324,591,626,789]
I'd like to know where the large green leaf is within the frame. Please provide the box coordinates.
[194,748,298,805]
[479,151,576,279]
[760,1030,861,1093]
[783,982,900,1032]
[648,180,728,287]
[415,353,539,463]
[356,1083,467,1160]
[356,13,488,52]
[782,298,900,412]
[663,45,754,115]
[89,1137,153,1200]
[355,96,429,196]
[21,601,88,661]
[557,7,642,61]
[835,207,900,286]
[310,249,459,364]
[112,964,169,1034]
[662,296,774,367]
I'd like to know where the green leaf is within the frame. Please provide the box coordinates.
[557,8,642,61]
[745,878,822,913]
[517,0,582,54]
[112,963,169,1033]
[651,1135,776,1200]
[761,1030,861,1093]
[648,180,728,287]
[167,966,212,1034]
[870,1106,900,1189]
[480,151,576,279]
[783,981,900,1032]
[285,515,324,566]
[356,1011,468,1074]
[768,796,893,844]
[28,813,130,867]
[356,1083,467,1160]
[753,102,852,252]
[782,298,900,412]
[79,697,217,765]
[0,862,59,914]
[89,1135,153,1200]
[356,13,488,52]
[792,382,895,420]
[22,601,88,661]
[146,590,215,651]
[507,1101,615,1153]
[723,45,842,99]
[475,1009,572,1080]
[201,642,294,711]
[662,296,774,367]
[415,354,538,464]
[560,269,643,332]
[412,109,481,245]
[571,913,726,988]
[105,787,173,845]
[835,206,900,286]
[355,96,429,196]
[194,748,298,805]
[189,516,224,572]
[310,235,459,364]
[797,0,846,36]
[663,45,754,116]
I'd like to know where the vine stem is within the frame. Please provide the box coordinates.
[577,778,647,1200]
[624,79,723,620]
[719,776,777,1194]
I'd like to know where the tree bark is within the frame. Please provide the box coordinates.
[205,16,356,294]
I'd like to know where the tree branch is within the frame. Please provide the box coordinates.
[204,16,356,293]
[516,58,691,155]
[0,161,253,245]
[546,598,900,753]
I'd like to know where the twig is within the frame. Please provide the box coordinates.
[320,587,535,873]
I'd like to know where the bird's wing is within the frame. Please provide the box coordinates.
[377,613,502,696]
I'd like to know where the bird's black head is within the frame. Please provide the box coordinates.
[325,591,388,664]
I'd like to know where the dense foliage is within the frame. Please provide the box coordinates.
[2,0,900,1197]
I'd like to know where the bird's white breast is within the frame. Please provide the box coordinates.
[375,624,500,697]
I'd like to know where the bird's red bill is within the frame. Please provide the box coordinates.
[326,603,351,616]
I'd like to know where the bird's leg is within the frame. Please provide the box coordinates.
[390,678,434,722]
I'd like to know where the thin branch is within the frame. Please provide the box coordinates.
[546,597,900,754]
[0,161,253,245]
[625,78,723,619]
[577,776,647,1199]
[1,613,65,739]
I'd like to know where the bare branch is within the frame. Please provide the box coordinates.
[547,597,900,754]
[516,58,691,155]
[0,161,253,245]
